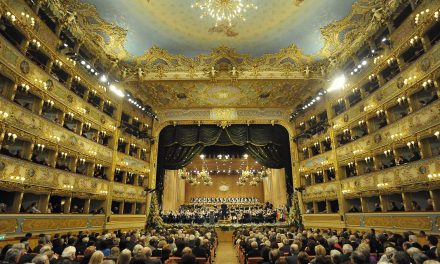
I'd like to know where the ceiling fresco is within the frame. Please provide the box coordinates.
[76,0,357,59]
[129,79,321,109]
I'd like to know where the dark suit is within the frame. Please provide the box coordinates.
[286,254,298,264]
[247,249,260,258]
[411,242,422,250]
[144,257,161,264]
[425,246,437,259]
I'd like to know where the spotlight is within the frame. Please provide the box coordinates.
[328,75,346,92]
[81,60,86,65]
[109,84,125,98]
[362,60,367,66]
[100,75,108,83]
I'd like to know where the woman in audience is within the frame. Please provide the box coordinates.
[88,251,104,264]
[116,249,131,264]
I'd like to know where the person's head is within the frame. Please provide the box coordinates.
[182,247,192,256]
[269,249,281,264]
[330,250,341,264]
[406,247,422,259]
[181,254,197,264]
[106,246,117,255]
[384,247,396,260]
[392,251,411,264]
[290,244,299,255]
[412,253,429,264]
[116,249,131,264]
[32,254,49,264]
[408,235,418,243]
[4,248,22,264]
[350,250,366,264]
[428,235,438,247]
[89,251,104,264]
[342,244,353,255]
[132,244,143,256]
[315,245,326,257]
[251,241,258,249]
[298,252,309,264]
[61,246,76,260]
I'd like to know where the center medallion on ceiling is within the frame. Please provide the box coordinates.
[202,86,244,105]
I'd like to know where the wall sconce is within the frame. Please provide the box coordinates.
[10,176,25,182]
[422,79,433,89]
[364,156,372,163]
[406,141,416,149]
[49,135,60,143]
[368,74,377,81]
[6,133,17,142]
[4,11,16,22]
[329,167,335,172]
[390,133,403,140]
[409,36,421,47]
[66,57,76,66]
[358,120,366,126]
[118,138,124,143]
[353,149,362,155]
[376,110,384,117]
[304,174,309,178]
[403,75,417,86]
[83,122,91,130]
[338,98,344,104]
[96,164,102,169]
[54,59,63,67]
[302,147,307,153]
[343,129,350,134]
[45,100,54,109]
[373,55,384,65]
[397,96,407,105]
[88,150,97,156]
[20,12,35,27]
[30,39,41,49]
[99,131,107,137]
[19,83,30,93]
[342,189,351,194]
[428,173,439,180]
[434,131,440,140]
[66,112,74,120]
[414,8,432,25]
[99,190,108,195]
[435,10,439,21]
[347,162,355,168]
[387,58,396,66]
[142,148,147,152]
[313,142,319,147]
[0,110,9,120]
[74,76,81,82]
[60,152,68,159]
[63,184,74,190]
[130,143,136,148]
[36,144,45,151]
[79,158,86,164]
[383,149,392,156]
[377,182,389,188]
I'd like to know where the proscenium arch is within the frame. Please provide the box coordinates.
[145,117,299,218]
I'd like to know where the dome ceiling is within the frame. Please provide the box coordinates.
[76,0,359,59]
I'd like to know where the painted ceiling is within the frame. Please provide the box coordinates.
[129,79,321,109]
[79,0,357,58]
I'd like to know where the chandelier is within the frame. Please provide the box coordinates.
[177,154,213,186]
[191,0,258,26]
[236,154,271,186]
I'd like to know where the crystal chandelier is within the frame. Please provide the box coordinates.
[191,0,258,27]
[177,154,213,186]
[236,154,271,186]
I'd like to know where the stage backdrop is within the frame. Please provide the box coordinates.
[185,174,264,203]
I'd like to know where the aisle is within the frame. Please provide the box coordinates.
[215,241,240,264]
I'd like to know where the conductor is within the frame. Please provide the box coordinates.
[221,202,228,220]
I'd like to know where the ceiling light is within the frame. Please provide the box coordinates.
[362,60,367,66]
[328,75,346,92]
[109,84,125,98]
[192,0,258,26]
[80,60,86,65]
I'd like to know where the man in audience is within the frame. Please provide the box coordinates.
[425,235,438,259]
[286,244,299,264]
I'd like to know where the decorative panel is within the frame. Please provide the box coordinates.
[345,215,361,226]
[0,219,18,233]
[336,99,440,161]
[115,153,149,174]
[0,155,109,195]
[112,183,146,202]
[363,216,432,230]
[22,218,88,232]
[302,182,338,201]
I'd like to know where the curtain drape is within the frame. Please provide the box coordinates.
[156,125,293,205]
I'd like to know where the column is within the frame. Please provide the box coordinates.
[402,192,412,211]
[119,201,124,214]
[360,197,369,212]
[380,195,390,212]
[38,194,50,213]
[63,196,72,213]
[430,190,440,211]
[84,198,91,214]
[12,192,24,213]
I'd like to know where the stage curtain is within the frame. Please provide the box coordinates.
[157,125,293,205]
